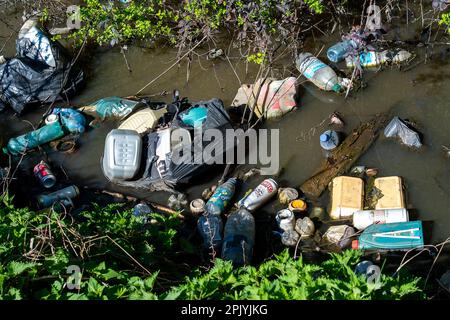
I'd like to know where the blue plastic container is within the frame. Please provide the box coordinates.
[353,221,424,251]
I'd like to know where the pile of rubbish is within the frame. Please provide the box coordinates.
[0,16,434,272]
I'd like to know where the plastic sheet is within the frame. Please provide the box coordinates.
[384,116,422,149]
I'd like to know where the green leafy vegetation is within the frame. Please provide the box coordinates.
[439,12,450,34]
[45,0,331,62]
[0,195,425,300]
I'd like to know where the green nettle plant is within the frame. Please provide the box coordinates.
[55,0,330,59]
[0,193,425,300]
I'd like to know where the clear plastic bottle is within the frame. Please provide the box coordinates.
[197,214,224,252]
[327,39,358,63]
[221,208,255,266]
[296,52,342,92]
[205,178,237,216]
[346,50,412,68]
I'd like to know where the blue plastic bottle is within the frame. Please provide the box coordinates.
[205,178,237,216]
[327,39,357,63]
[197,214,224,252]
[221,208,255,266]
[4,121,65,155]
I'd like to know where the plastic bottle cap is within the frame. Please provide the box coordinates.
[45,114,59,125]
[320,133,330,142]
[351,240,359,250]
[332,83,342,92]
[289,199,307,212]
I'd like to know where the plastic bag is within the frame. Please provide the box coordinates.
[52,108,86,134]
[89,97,140,120]
[384,117,422,149]
[0,19,84,114]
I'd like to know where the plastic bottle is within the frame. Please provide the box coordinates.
[4,121,65,155]
[133,203,153,223]
[36,185,79,208]
[353,209,409,230]
[205,178,237,216]
[296,53,342,92]
[319,130,340,150]
[345,50,412,68]
[198,214,224,252]
[221,208,255,266]
[327,39,358,63]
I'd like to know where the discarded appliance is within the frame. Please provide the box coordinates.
[384,116,422,149]
[231,77,298,120]
[329,176,364,220]
[352,221,424,250]
[0,19,84,114]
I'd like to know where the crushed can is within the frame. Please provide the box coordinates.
[237,178,278,212]
[33,160,56,188]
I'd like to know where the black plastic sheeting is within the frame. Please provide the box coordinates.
[116,98,236,192]
[0,21,84,114]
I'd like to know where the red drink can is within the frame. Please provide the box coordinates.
[33,161,56,188]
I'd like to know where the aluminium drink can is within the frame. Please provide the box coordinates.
[33,161,56,188]
[238,178,278,212]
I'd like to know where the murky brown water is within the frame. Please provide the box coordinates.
[0,9,449,245]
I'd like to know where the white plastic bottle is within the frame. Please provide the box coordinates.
[221,208,255,266]
[352,209,409,230]
[296,52,342,92]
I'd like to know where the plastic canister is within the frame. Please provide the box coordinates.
[276,209,295,232]
[281,230,300,247]
[352,208,409,230]
[37,185,79,208]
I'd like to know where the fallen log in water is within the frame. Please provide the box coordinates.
[300,113,390,199]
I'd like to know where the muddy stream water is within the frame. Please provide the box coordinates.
[0,10,449,254]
